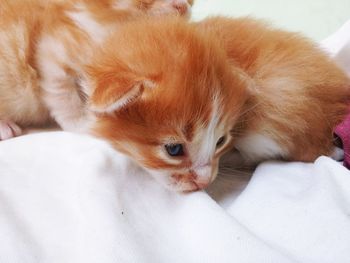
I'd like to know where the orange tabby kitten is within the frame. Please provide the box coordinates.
[87,18,249,191]
[0,0,193,138]
[198,17,350,164]
[0,1,251,191]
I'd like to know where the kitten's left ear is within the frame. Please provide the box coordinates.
[86,71,156,114]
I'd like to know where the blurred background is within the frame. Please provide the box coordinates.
[192,0,350,41]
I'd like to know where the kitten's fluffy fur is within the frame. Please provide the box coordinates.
[2,1,349,191]
[0,1,251,191]
[87,19,248,191]
[199,17,350,163]
[0,0,193,134]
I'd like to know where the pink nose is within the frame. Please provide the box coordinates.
[192,180,209,190]
[192,166,212,189]
[171,164,213,191]
[172,1,189,15]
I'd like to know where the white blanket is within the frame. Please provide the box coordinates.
[1,21,350,263]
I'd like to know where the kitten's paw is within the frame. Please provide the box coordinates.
[0,120,22,140]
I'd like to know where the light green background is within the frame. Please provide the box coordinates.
[192,0,350,40]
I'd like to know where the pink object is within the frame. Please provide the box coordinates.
[335,113,350,169]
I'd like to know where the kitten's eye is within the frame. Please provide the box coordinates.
[216,136,226,148]
[165,144,184,157]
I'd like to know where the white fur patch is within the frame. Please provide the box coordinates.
[37,37,68,80]
[195,95,222,167]
[67,5,108,44]
[37,36,94,132]
[235,133,288,162]
[193,165,212,186]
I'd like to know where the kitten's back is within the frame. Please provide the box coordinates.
[199,17,350,162]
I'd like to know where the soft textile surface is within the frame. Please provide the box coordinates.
[1,21,350,263]
[1,133,350,263]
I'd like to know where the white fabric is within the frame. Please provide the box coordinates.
[321,19,350,75]
[1,20,350,263]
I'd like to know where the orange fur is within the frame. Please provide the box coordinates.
[5,2,345,191]
[198,17,350,163]
[0,0,193,133]
[1,1,251,192]
[87,18,249,191]
[0,0,49,127]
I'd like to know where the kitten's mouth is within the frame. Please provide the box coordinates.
[171,168,213,192]
[181,179,211,192]
[192,180,210,190]
[183,183,201,193]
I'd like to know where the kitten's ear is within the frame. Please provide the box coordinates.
[87,71,156,114]
[229,61,257,95]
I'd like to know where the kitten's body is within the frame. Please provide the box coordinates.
[199,17,350,163]
[0,2,249,191]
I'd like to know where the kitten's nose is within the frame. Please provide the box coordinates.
[172,1,189,15]
[192,165,212,189]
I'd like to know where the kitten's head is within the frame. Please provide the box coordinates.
[113,0,194,17]
[85,18,249,192]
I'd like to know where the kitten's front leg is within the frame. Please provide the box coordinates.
[0,120,22,140]
[37,36,96,132]
[39,63,93,132]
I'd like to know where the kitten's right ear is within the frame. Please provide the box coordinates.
[86,70,156,114]
[229,61,258,95]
